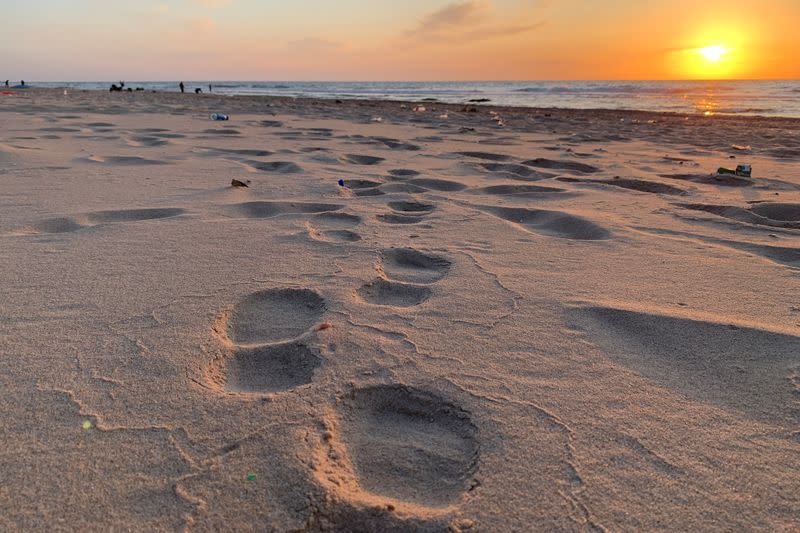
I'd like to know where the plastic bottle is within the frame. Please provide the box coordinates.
[211,113,229,121]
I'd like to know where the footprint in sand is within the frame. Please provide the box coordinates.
[377,201,437,225]
[208,288,328,394]
[343,154,385,166]
[224,201,343,219]
[30,208,186,234]
[475,204,611,241]
[407,178,467,192]
[470,184,570,198]
[568,305,800,426]
[221,343,322,393]
[81,155,169,166]
[455,151,513,161]
[558,177,687,196]
[387,168,421,179]
[522,158,600,174]
[224,288,326,345]
[240,159,303,174]
[307,212,363,243]
[356,278,432,307]
[321,385,479,507]
[679,202,800,230]
[379,248,451,284]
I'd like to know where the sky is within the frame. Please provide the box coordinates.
[2,0,799,81]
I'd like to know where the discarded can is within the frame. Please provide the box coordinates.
[718,164,752,178]
[211,113,229,121]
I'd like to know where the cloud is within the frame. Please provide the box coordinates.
[409,1,490,36]
[407,1,541,43]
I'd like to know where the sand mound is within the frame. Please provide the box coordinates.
[221,343,321,393]
[224,288,325,345]
[225,201,342,219]
[380,248,451,284]
[478,205,611,240]
[356,279,432,307]
[333,385,478,506]
[569,305,800,425]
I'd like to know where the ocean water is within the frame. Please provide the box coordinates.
[31,80,800,118]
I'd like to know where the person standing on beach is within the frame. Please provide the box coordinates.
[179,82,185,93]
[4,80,8,87]
[208,84,212,93]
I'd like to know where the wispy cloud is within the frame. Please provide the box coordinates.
[406,1,542,43]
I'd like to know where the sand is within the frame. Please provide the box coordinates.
[0,88,798,531]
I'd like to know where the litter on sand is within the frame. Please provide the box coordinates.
[717,164,752,178]
[210,113,229,121]
[231,179,250,188]
[82,420,93,430]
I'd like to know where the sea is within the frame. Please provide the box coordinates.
[29,80,800,118]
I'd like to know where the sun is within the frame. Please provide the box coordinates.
[698,45,729,62]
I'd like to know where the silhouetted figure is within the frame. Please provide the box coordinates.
[208,84,212,93]
[21,80,25,86]
[179,82,185,93]
[4,80,8,87]
[195,88,202,94]
[109,81,125,92]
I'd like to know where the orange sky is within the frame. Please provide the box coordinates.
[2,0,799,80]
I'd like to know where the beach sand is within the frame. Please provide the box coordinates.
[1,88,798,531]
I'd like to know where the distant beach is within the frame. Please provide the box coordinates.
[25,79,800,118]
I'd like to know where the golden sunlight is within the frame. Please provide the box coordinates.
[698,45,729,62]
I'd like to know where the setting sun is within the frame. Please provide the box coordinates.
[698,45,729,62]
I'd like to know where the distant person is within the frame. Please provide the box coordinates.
[179,82,185,93]
[21,80,25,86]
[4,80,8,87]
[195,87,202,94]
[109,81,125,92]
[208,84,212,93]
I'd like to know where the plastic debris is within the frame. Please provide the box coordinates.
[338,179,345,187]
[412,105,426,112]
[82,420,93,430]
[210,113,229,121]
[732,144,751,151]
[246,473,256,481]
[717,164,752,178]
[371,117,383,123]
[231,179,250,188]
